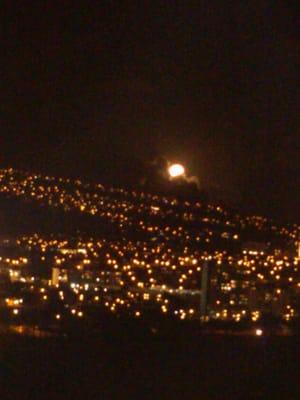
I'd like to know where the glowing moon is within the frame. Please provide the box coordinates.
[168,163,185,178]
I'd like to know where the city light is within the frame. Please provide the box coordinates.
[0,167,298,336]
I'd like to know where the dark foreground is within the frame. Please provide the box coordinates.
[0,327,299,400]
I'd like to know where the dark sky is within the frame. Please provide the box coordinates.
[1,1,299,221]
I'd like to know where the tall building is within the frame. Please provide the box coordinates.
[200,260,210,320]
[51,267,60,286]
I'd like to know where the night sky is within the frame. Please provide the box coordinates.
[1,2,299,222]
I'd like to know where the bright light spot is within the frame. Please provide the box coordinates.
[168,163,185,178]
[255,328,263,336]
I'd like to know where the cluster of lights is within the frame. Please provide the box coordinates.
[0,168,299,334]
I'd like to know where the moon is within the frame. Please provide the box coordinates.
[168,163,185,178]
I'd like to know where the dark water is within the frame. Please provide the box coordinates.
[0,332,299,400]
